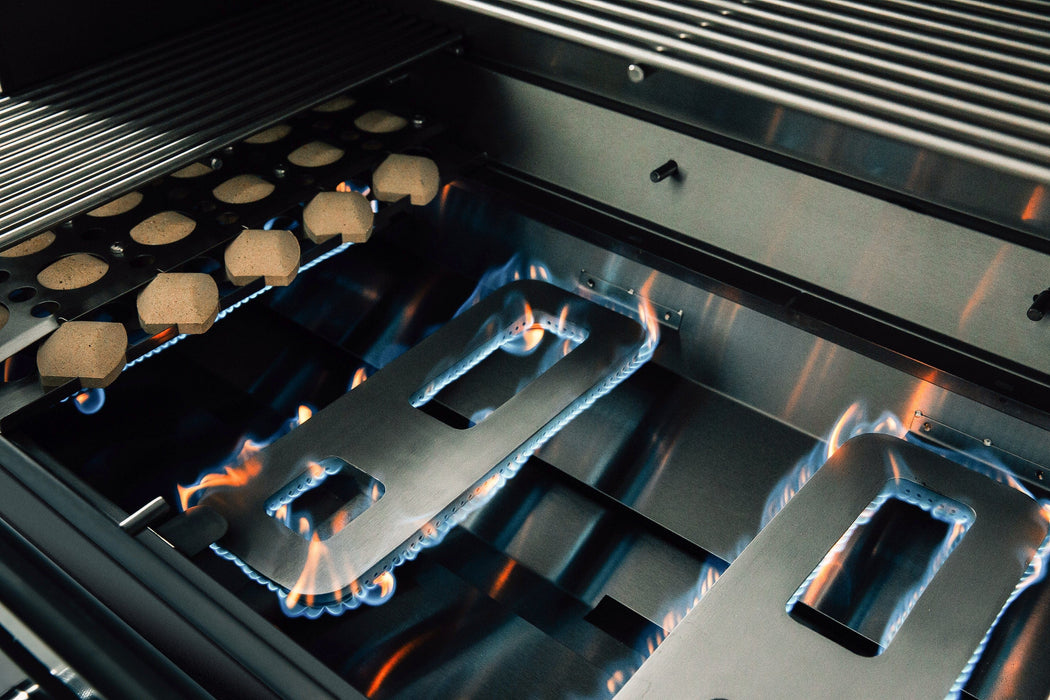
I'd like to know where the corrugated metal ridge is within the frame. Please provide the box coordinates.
[0,0,459,245]
[437,0,1050,183]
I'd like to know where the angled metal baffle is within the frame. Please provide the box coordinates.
[201,279,648,613]
[619,434,1049,700]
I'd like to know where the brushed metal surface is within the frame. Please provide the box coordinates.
[424,176,1050,485]
[202,279,647,600]
[618,434,1049,699]
[449,69,1050,378]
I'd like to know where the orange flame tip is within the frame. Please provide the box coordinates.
[297,405,312,425]
[374,571,395,597]
[351,367,368,389]
[177,453,264,511]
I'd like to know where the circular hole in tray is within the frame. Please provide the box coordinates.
[30,300,60,318]
[8,287,36,303]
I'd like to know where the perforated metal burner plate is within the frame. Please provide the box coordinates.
[201,279,648,604]
[620,434,1049,700]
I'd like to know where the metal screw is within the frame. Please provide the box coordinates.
[273,165,287,179]
[663,312,672,321]
[914,410,923,417]
[586,278,595,289]
[109,242,125,257]
[209,156,224,170]
[923,422,932,432]
[983,438,993,447]
[412,115,427,129]
[628,63,647,83]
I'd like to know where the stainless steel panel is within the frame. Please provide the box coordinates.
[537,363,818,561]
[427,180,1050,482]
[620,434,1049,699]
[447,69,1050,378]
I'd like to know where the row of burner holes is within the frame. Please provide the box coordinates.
[360,471,510,594]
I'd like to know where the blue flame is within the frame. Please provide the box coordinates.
[187,268,659,618]
[63,387,106,414]
[752,402,1050,698]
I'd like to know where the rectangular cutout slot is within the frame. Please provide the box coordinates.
[787,480,974,656]
[268,457,384,541]
[412,305,586,429]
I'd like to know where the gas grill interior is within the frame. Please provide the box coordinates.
[1,3,1050,699]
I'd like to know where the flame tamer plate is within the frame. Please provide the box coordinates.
[201,279,649,614]
[619,434,1049,699]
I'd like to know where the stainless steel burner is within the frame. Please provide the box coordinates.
[201,279,650,613]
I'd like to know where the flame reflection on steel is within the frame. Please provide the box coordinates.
[755,402,1050,697]
[787,478,975,653]
[1022,184,1045,222]
[760,403,905,529]
[604,560,723,698]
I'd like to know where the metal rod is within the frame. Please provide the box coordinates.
[0,29,457,245]
[832,0,1050,41]
[118,497,170,536]
[479,0,1050,160]
[561,0,1050,132]
[437,0,1050,182]
[621,0,1050,101]
[735,0,1050,72]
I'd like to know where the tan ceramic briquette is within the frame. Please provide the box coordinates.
[37,321,127,388]
[37,254,109,290]
[0,231,56,258]
[302,191,373,245]
[372,154,440,206]
[212,175,275,205]
[87,191,143,217]
[225,229,300,286]
[130,211,196,246]
[137,273,219,334]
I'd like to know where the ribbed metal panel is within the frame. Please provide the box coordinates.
[0,0,459,245]
[437,0,1050,183]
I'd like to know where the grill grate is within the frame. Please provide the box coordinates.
[438,0,1050,182]
[0,0,459,245]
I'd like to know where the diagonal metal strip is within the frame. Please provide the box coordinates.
[0,0,459,246]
